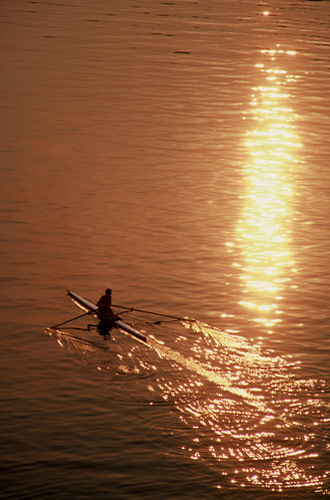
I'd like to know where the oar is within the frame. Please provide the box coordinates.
[50,311,92,329]
[112,304,195,322]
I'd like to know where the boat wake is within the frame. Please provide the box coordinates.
[45,317,330,493]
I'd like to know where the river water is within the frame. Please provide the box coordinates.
[1,0,329,498]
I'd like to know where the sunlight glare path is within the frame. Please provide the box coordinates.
[236,47,301,334]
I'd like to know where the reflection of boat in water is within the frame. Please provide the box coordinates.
[67,289,147,343]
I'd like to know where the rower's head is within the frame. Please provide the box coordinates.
[105,288,112,295]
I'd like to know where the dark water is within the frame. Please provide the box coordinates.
[1,0,329,498]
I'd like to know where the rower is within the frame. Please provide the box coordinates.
[97,288,115,336]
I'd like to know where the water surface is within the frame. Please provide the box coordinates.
[1,0,329,498]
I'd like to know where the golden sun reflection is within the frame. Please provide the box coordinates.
[233,46,301,334]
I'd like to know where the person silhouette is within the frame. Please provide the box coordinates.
[96,288,115,337]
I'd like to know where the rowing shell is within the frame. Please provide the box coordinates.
[67,289,147,343]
